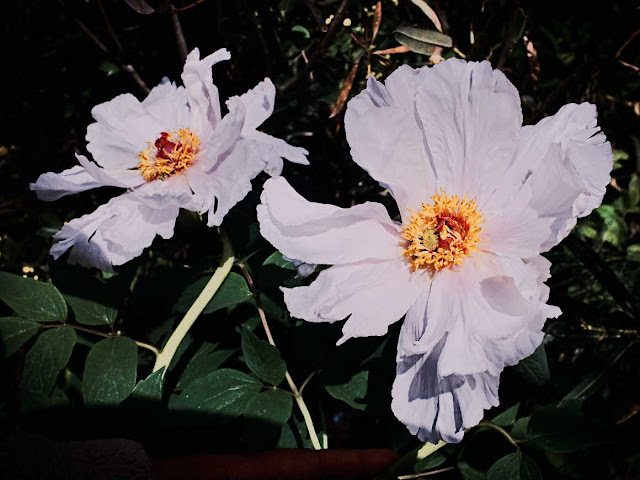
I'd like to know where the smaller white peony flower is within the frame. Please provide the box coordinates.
[257,59,613,443]
[32,48,308,271]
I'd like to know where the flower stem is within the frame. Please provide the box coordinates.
[477,420,520,450]
[237,262,323,450]
[373,441,447,480]
[153,230,234,375]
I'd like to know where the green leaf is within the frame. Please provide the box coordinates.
[627,244,640,262]
[492,403,520,427]
[64,294,117,327]
[325,370,368,410]
[21,326,76,394]
[458,462,486,480]
[171,369,262,420]
[129,368,164,402]
[263,251,296,270]
[176,272,252,314]
[177,344,237,390]
[0,272,67,322]
[395,26,453,47]
[0,316,41,357]
[511,416,530,441]
[415,452,447,473]
[487,452,542,480]
[82,337,138,407]
[291,25,310,39]
[526,403,613,452]
[512,344,549,386]
[241,326,287,385]
[596,204,627,248]
[244,389,293,426]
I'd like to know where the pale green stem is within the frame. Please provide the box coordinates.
[153,231,234,375]
[477,420,520,450]
[373,440,447,480]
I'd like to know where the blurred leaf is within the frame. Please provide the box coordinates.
[99,60,120,76]
[596,205,627,248]
[123,0,155,14]
[241,326,286,385]
[487,452,541,480]
[83,337,138,407]
[458,462,486,480]
[511,416,530,440]
[262,251,296,270]
[329,59,361,119]
[21,326,76,394]
[394,26,452,55]
[415,452,447,473]
[526,403,614,452]
[627,244,640,262]
[371,1,382,41]
[512,344,549,386]
[129,368,164,402]
[0,272,67,323]
[325,370,368,410]
[171,369,262,420]
[409,0,442,32]
[291,25,310,38]
[176,272,252,314]
[0,316,40,357]
[491,403,520,427]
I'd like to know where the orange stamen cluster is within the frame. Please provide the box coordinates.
[137,128,200,182]
[402,191,483,271]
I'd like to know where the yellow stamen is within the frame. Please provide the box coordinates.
[401,191,483,271]
[137,128,200,182]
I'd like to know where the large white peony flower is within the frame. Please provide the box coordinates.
[32,48,308,271]
[257,59,613,443]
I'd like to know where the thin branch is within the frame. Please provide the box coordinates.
[304,0,327,32]
[615,28,640,58]
[96,0,122,51]
[237,262,323,450]
[281,0,351,91]
[167,2,189,63]
[42,323,160,356]
[496,2,520,70]
[397,467,455,479]
[477,420,520,450]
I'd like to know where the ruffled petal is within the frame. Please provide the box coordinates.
[237,78,276,132]
[392,337,500,444]
[86,93,164,170]
[51,193,178,271]
[242,131,309,175]
[485,103,613,255]
[282,258,422,343]
[75,154,144,189]
[414,59,522,206]
[345,67,434,216]
[140,78,190,127]
[31,166,103,201]
[182,48,231,135]
[257,177,403,265]
[403,252,560,379]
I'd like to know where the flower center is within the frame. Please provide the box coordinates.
[137,128,201,182]
[401,191,483,271]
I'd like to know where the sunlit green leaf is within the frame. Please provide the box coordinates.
[241,326,286,385]
[176,272,252,314]
[0,272,67,323]
[21,326,76,394]
[325,370,368,410]
[0,316,40,357]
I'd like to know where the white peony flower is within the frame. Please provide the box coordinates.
[32,48,308,271]
[257,59,613,443]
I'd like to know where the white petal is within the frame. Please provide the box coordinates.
[485,103,613,255]
[243,131,309,174]
[31,166,102,201]
[75,154,144,189]
[414,59,522,205]
[282,259,422,343]
[237,78,276,132]
[257,177,403,265]
[345,104,434,217]
[391,337,500,444]
[182,48,231,135]
[86,93,164,169]
[140,78,190,127]
[132,174,195,209]
[51,194,178,271]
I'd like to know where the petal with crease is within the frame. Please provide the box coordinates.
[257,177,403,265]
[282,258,422,343]
[31,166,103,201]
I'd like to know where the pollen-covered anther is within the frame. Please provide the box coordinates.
[401,191,483,271]
[137,128,201,182]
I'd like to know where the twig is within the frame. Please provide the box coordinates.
[304,0,327,32]
[237,262,323,450]
[174,0,208,12]
[281,0,351,91]
[615,28,640,58]
[397,467,455,479]
[167,2,189,63]
[299,370,318,394]
[153,231,234,374]
[96,0,122,51]
[496,1,520,70]
[42,323,160,356]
